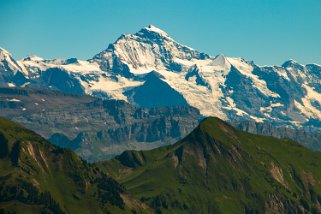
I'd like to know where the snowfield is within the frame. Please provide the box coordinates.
[1,25,321,129]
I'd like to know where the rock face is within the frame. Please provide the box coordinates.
[124,71,189,108]
[232,120,321,151]
[1,26,321,131]
[0,87,200,161]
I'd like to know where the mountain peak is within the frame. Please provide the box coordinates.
[0,47,11,60]
[213,54,229,65]
[176,116,239,149]
[108,114,321,213]
[22,55,44,61]
[144,25,169,36]
[0,47,26,75]
[283,59,297,64]
[0,47,10,54]
[282,59,303,68]
[136,25,171,40]
[198,117,236,138]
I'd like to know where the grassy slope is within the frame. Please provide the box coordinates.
[2,115,321,213]
[103,117,321,213]
[0,117,150,214]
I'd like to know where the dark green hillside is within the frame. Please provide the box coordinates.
[0,117,150,214]
[104,117,321,213]
[3,115,321,213]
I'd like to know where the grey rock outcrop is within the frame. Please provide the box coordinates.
[0,87,200,161]
[232,120,321,151]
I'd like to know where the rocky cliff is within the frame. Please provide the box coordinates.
[0,87,200,161]
[232,120,321,151]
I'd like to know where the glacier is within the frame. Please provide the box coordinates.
[1,25,321,130]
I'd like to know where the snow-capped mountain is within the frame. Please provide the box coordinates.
[1,25,321,129]
[0,48,29,87]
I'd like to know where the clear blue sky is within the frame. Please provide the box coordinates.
[1,0,321,65]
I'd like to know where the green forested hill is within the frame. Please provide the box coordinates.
[0,117,149,214]
[2,115,321,213]
[103,117,321,213]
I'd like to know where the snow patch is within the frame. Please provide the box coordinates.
[144,25,171,38]
[227,57,279,98]
[295,85,321,119]
[7,83,16,87]
[6,98,21,102]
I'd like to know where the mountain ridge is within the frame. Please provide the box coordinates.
[2,114,321,213]
[0,116,150,213]
[103,117,321,213]
[1,25,321,131]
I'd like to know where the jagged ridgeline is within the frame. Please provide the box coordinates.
[0,117,150,213]
[103,117,321,213]
[2,25,321,131]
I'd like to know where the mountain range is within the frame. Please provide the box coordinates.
[1,25,321,131]
[2,86,321,163]
[2,116,321,213]
[2,20,321,214]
